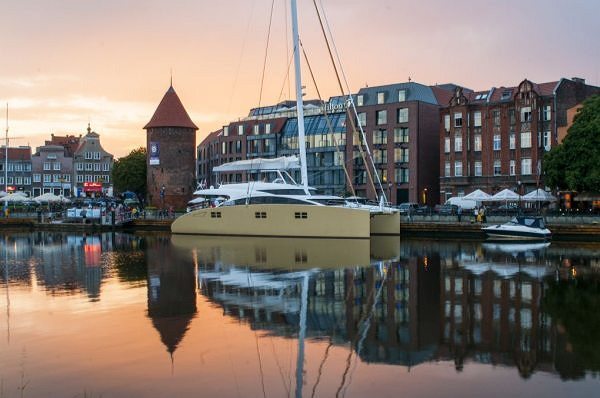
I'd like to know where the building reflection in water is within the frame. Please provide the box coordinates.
[2,232,600,383]
[146,235,197,363]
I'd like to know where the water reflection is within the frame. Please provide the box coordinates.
[1,232,600,397]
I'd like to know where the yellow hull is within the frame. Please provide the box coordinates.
[370,211,401,235]
[171,204,370,239]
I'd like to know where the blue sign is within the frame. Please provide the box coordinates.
[149,142,160,165]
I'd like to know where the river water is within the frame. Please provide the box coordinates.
[1,231,599,397]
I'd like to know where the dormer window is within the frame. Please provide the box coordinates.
[377,92,385,104]
[398,90,406,102]
[356,95,364,106]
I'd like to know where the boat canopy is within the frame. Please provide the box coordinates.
[213,156,300,172]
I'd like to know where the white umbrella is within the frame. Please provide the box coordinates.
[522,188,556,202]
[34,193,71,203]
[462,189,492,201]
[487,188,521,201]
[0,191,7,198]
[0,193,30,203]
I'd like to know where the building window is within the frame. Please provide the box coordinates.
[397,108,409,123]
[394,148,409,163]
[543,131,551,151]
[376,110,387,125]
[493,160,502,176]
[85,163,93,171]
[394,127,408,143]
[444,161,451,177]
[357,112,366,127]
[223,126,229,136]
[398,89,406,102]
[509,133,516,150]
[94,152,101,160]
[76,162,84,171]
[473,111,482,127]
[521,158,532,175]
[52,175,61,183]
[521,132,532,148]
[454,112,463,127]
[85,152,92,160]
[77,175,84,183]
[85,175,93,182]
[253,125,260,135]
[373,149,387,164]
[377,92,385,104]
[474,161,482,176]
[33,174,41,183]
[15,177,22,185]
[265,123,271,134]
[543,105,551,121]
[373,129,387,145]
[521,107,532,122]
[94,163,101,171]
[510,160,516,176]
[15,163,22,172]
[221,142,227,154]
[396,168,409,183]
[474,135,482,152]
[444,138,450,153]
[356,95,364,106]
[43,162,51,171]
[43,174,51,183]
[238,125,244,135]
[24,177,31,185]
[103,163,110,171]
[493,134,501,151]
[493,110,501,126]
[454,133,462,152]
[444,115,450,131]
[454,161,463,177]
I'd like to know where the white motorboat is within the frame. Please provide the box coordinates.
[482,216,552,241]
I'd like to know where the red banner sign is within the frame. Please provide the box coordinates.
[83,182,103,192]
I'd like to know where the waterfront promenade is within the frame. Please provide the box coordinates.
[0,212,598,240]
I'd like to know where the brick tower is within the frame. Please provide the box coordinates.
[144,85,197,210]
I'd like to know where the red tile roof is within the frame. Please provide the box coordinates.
[0,147,31,161]
[144,86,198,130]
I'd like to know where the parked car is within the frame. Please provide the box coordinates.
[435,204,459,215]
[397,202,419,214]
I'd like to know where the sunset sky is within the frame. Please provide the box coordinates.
[1,0,599,158]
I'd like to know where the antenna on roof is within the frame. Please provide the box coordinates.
[408,76,412,82]
[170,68,173,87]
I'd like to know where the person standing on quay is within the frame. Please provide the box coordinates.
[457,206,462,222]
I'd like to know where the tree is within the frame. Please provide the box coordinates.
[112,147,147,202]
[544,95,600,191]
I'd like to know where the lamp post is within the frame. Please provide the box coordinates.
[160,184,165,212]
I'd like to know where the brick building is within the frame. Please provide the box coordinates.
[439,77,600,202]
[144,85,197,209]
[197,82,453,205]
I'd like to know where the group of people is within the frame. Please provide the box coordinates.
[456,206,487,223]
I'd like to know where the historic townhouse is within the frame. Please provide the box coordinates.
[0,146,33,196]
[439,78,600,202]
[31,144,72,197]
[72,124,114,197]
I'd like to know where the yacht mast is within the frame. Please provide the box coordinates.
[291,0,309,194]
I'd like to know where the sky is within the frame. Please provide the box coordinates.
[1,0,599,158]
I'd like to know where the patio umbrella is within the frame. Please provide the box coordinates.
[522,189,557,202]
[487,188,521,201]
[462,189,492,201]
[0,193,29,203]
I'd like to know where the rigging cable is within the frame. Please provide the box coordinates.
[311,0,386,203]
[258,0,276,109]
[300,42,356,197]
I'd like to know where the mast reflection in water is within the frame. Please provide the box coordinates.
[0,231,599,397]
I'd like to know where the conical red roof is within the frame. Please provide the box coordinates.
[144,86,198,130]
